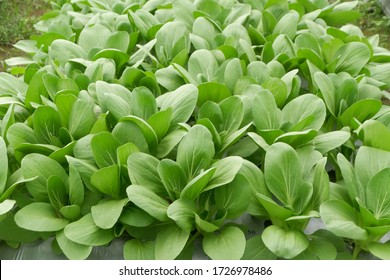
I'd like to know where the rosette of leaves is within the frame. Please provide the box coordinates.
[243,142,346,260]
[123,124,259,260]
[321,146,390,260]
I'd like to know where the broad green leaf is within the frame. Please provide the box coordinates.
[256,193,294,220]
[320,200,368,240]
[155,224,190,260]
[220,96,244,135]
[273,10,299,39]
[59,205,81,221]
[355,146,390,204]
[167,199,196,232]
[242,235,277,260]
[157,84,198,125]
[158,159,187,200]
[0,72,27,96]
[282,94,326,131]
[262,225,309,259]
[0,214,40,243]
[339,99,382,128]
[130,87,158,120]
[56,230,92,260]
[15,202,69,232]
[309,130,350,154]
[203,226,246,260]
[66,156,98,192]
[69,165,84,206]
[314,72,336,116]
[105,31,130,53]
[90,165,120,198]
[194,213,219,233]
[188,49,218,83]
[264,143,309,212]
[335,42,370,76]
[119,205,155,227]
[33,106,62,145]
[198,101,223,130]
[55,93,78,128]
[181,168,216,201]
[0,199,15,216]
[112,122,149,153]
[156,129,186,158]
[252,90,281,131]
[119,116,158,154]
[366,168,390,219]
[368,241,390,260]
[78,24,111,54]
[91,199,128,229]
[91,132,120,168]
[126,185,169,221]
[22,153,68,201]
[0,137,7,194]
[309,158,329,210]
[205,156,243,191]
[25,70,48,108]
[50,39,87,64]
[124,239,155,260]
[224,58,243,93]
[176,125,215,179]
[47,175,68,211]
[127,152,163,194]
[68,99,95,140]
[359,120,390,151]
[197,82,232,107]
[214,174,252,219]
[262,77,288,107]
[64,213,114,246]
[117,142,139,167]
[147,108,172,140]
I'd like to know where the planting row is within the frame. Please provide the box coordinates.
[1,0,390,260]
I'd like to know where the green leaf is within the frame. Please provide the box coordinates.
[262,225,309,259]
[156,129,187,158]
[320,200,368,240]
[90,165,120,198]
[91,199,128,229]
[155,224,190,260]
[21,153,68,201]
[68,165,84,207]
[157,84,198,125]
[124,239,155,260]
[197,82,232,107]
[126,185,169,221]
[252,89,282,130]
[368,241,390,260]
[119,207,155,227]
[50,39,87,64]
[181,168,216,201]
[314,72,336,116]
[47,175,68,211]
[112,122,149,153]
[147,108,172,140]
[91,132,120,168]
[117,142,139,167]
[59,205,81,221]
[64,213,114,246]
[309,130,350,154]
[205,156,243,191]
[335,42,370,76]
[33,106,62,145]
[366,168,390,219]
[0,137,8,195]
[15,202,69,232]
[194,213,219,233]
[158,159,187,200]
[273,10,299,39]
[67,156,98,192]
[130,87,158,120]
[264,142,310,212]
[214,174,252,219]
[339,99,382,128]
[56,230,92,260]
[188,49,218,83]
[219,96,244,135]
[0,199,16,216]
[282,94,326,131]
[177,125,215,179]
[119,116,158,154]
[78,24,111,54]
[68,99,95,140]
[359,120,390,151]
[354,146,390,204]
[127,152,163,194]
[242,235,277,260]
[167,199,196,232]
[203,226,246,260]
